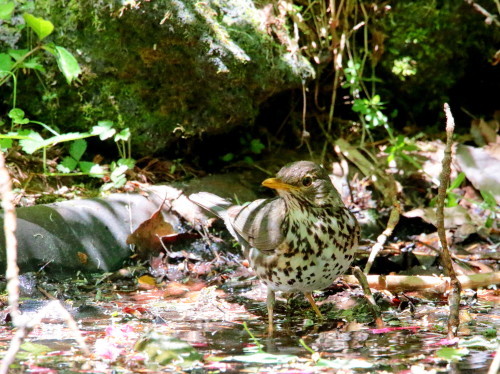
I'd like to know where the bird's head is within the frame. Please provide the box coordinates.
[262,161,343,207]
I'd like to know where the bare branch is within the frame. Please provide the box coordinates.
[0,152,20,324]
[343,271,500,292]
[437,103,462,339]
[364,201,401,274]
[353,267,384,328]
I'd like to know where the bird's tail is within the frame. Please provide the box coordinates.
[188,192,233,219]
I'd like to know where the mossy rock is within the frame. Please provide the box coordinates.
[8,0,314,155]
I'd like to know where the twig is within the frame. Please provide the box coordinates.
[343,271,500,292]
[364,201,401,274]
[0,152,90,373]
[464,0,500,27]
[0,151,21,374]
[0,152,20,324]
[0,327,28,373]
[51,301,90,355]
[488,343,500,374]
[353,267,384,328]
[437,104,462,339]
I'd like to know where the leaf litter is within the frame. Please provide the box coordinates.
[1,134,500,373]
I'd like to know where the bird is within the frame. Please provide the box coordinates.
[189,161,359,333]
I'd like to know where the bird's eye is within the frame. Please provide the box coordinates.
[302,176,313,187]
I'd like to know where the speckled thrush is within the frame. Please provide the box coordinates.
[189,161,360,333]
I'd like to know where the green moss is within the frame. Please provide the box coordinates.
[4,0,313,155]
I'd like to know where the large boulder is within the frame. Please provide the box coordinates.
[10,0,314,155]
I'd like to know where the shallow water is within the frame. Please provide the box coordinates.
[1,280,498,373]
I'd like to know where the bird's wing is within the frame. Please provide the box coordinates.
[189,191,247,245]
[228,197,286,252]
[189,191,233,219]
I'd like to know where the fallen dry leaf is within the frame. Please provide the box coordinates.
[127,206,176,259]
[163,280,207,300]
[138,275,157,286]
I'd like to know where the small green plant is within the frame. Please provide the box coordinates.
[478,190,498,229]
[0,112,134,181]
[0,108,100,174]
[92,120,135,191]
[0,5,135,189]
[430,172,465,208]
[56,138,105,177]
[221,135,265,164]
[343,59,393,143]
[0,12,81,88]
[385,135,421,169]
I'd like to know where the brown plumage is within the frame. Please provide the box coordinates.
[189,161,359,333]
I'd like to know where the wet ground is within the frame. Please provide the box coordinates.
[0,269,499,373]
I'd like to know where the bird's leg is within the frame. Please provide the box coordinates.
[304,292,323,318]
[267,288,276,335]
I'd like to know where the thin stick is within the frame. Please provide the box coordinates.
[343,271,500,292]
[353,267,384,328]
[0,327,29,373]
[0,153,90,374]
[437,103,462,339]
[464,0,500,27]
[0,152,20,323]
[488,343,500,374]
[0,151,20,374]
[364,201,401,274]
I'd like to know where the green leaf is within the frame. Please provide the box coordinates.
[250,138,265,154]
[88,163,105,178]
[0,138,13,150]
[221,153,234,162]
[446,193,459,207]
[20,341,51,355]
[114,128,131,142]
[23,13,54,40]
[44,132,92,148]
[352,99,367,113]
[110,164,129,180]
[8,49,29,62]
[480,190,497,208]
[8,108,30,124]
[0,53,14,77]
[20,58,45,72]
[117,158,135,169]
[0,2,15,20]
[53,46,81,84]
[69,139,87,161]
[111,174,127,188]
[448,172,465,191]
[92,120,116,140]
[436,347,469,361]
[100,182,114,191]
[57,157,78,173]
[78,161,96,174]
[19,131,45,154]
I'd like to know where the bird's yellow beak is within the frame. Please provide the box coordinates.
[262,178,297,190]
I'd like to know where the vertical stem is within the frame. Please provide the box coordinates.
[0,152,20,325]
[353,266,384,328]
[437,103,462,338]
[43,147,47,174]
